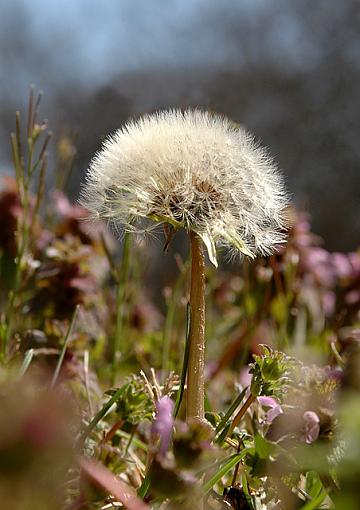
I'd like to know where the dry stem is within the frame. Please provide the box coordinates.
[186,230,206,422]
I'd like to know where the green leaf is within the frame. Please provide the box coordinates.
[147,213,183,229]
[299,490,327,510]
[305,471,324,500]
[198,231,218,267]
[112,378,154,424]
[254,434,274,460]
[77,387,125,447]
[241,473,255,509]
[137,472,151,499]
[214,387,247,442]
[202,451,248,493]
[222,228,254,259]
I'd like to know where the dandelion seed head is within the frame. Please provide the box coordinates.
[80,110,289,265]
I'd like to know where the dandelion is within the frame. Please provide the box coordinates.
[80,110,289,422]
[81,110,287,264]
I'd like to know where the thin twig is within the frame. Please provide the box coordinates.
[226,394,256,437]
[26,86,34,137]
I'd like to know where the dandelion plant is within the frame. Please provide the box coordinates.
[80,110,288,422]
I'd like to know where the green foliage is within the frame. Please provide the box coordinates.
[105,376,155,425]
[0,90,359,509]
[250,345,301,398]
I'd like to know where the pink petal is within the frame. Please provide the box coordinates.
[257,396,283,423]
[303,411,320,444]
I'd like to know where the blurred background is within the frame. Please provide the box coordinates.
[0,0,359,250]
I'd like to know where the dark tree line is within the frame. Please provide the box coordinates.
[1,0,359,250]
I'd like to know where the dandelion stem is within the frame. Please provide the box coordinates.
[186,230,206,422]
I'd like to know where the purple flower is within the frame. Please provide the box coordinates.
[349,252,360,275]
[239,367,252,388]
[322,290,336,317]
[345,289,360,306]
[293,212,313,248]
[332,252,353,280]
[303,247,335,287]
[257,396,283,424]
[152,396,174,456]
[302,411,320,444]
[324,365,343,381]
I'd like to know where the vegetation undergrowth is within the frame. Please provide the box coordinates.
[0,90,359,510]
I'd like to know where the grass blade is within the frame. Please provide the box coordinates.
[77,386,124,447]
[174,303,191,417]
[300,490,327,510]
[214,387,247,441]
[50,305,79,389]
[19,348,34,377]
[137,472,151,499]
[202,451,248,493]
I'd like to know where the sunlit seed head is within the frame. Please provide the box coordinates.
[80,109,289,266]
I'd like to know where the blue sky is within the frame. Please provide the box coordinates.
[1,0,308,97]
[1,0,353,101]
[1,0,237,92]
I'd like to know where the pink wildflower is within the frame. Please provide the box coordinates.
[302,410,320,444]
[258,396,283,423]
[152,397,174,456]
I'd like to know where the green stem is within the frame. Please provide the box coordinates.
[227,393,256,437]
[162,257,188,374]
[2,124,35,356]
[77,387,124,447]
[186,230,206,422]
[1,91,49,360]
[214,386,247,442]
[111,232,131,385]
[2,172,30,356]
[50,305,79,389]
